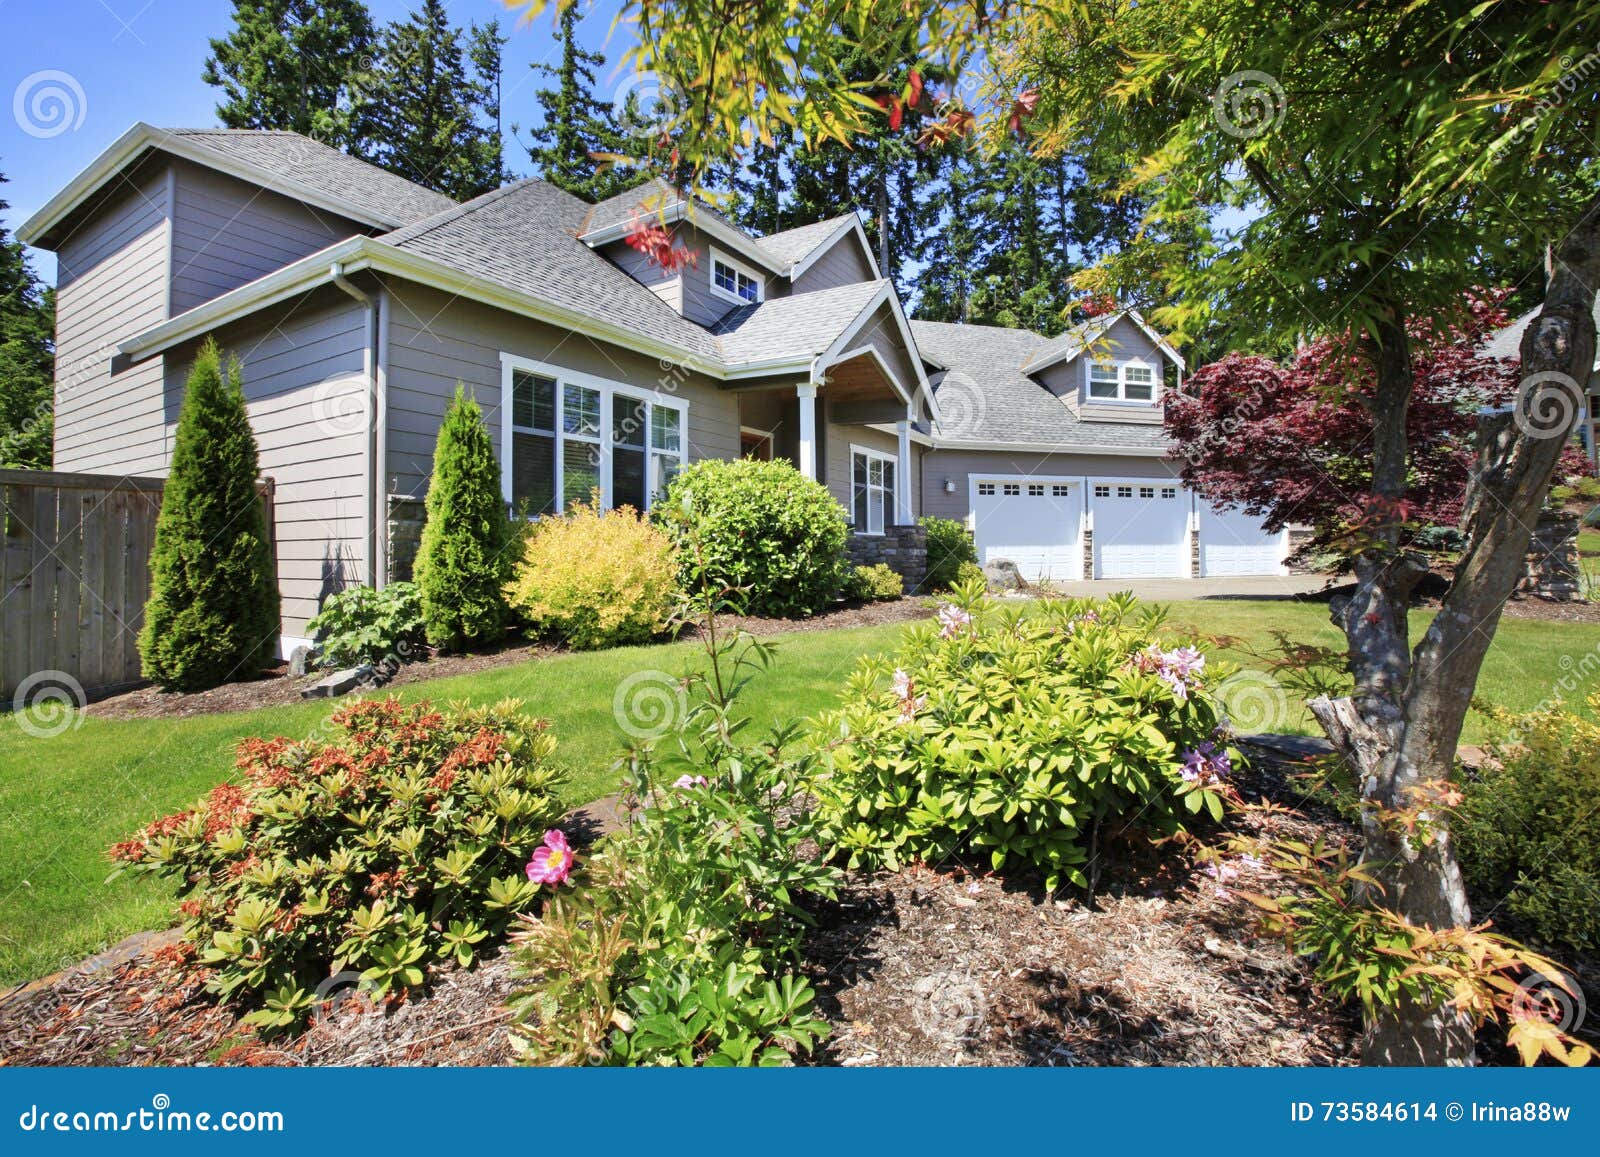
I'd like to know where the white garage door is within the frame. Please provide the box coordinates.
[1198,501,1288,576]
[971,478,1083,582]
[1090,481,1190,579]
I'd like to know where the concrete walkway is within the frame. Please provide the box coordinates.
[1038,574,1330,601]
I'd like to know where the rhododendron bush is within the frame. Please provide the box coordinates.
[816,584,1237,889]
[108,697,566,1030]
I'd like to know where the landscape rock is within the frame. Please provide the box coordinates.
[288,645,314,677]
[300,664,376,699]
[982,559,1027,591]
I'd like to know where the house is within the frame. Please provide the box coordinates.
[20,124,1287,655]
[1479,300,1600,467]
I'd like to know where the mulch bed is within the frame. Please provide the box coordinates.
[84,599,938,723]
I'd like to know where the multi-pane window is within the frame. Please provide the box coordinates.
[710,251,763,305]
[1117,485,1134,498]
[1087,359,1160,403]
[1027,484,1045,496]
[851,448,897,534]
[1139,486,1156,499]
[1094,485,1111,498]
[1003,483,1021,496]
[977,482,996,496]
[505,363,686,518]
[1051,484,1071,497]
[1160,486,1178,499]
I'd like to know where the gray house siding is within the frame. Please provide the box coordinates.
[921,448,1179,521]
[164,287,373,639]
[169,160,366,313]
[791,234,875,295]
[52,160,172,474]
[1035,316,1167,424]
[381,280,740,503]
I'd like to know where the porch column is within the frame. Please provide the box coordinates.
[895,417,914,525]
[796,383,818,479]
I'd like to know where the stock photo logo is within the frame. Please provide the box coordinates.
[11,670,87,739]
[1213,670,1292,734]
[932,370,989,441]
[13,69,87,139]
[1211,70,1286,139]
[612,668,687,740]
[1513,370,1583,441]
[612,70,684,141]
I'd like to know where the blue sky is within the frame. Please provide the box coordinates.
[1,0,634,279]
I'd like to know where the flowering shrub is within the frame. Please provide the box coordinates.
[847,562,903,601]
[1454,697,1600,955]
[504,498,679,649]
[108,697,566,1031]
[305,581,425,669]
[655,458,850,617]
[815,582,1237,889]
[509,557,838,1065]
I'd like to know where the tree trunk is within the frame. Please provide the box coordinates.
[1312,191,1600,1065]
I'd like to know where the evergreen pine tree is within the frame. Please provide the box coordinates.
[202,0,376,153]
[362,0,506,200]
[524,6,636,202]
[413,386,512,650]
[0,168,55,468]
[139,340,280,691]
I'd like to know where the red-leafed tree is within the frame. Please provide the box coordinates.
[1167,293,1591,556]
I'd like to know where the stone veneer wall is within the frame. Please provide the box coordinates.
[387,495,427,583]
[1519,510,1582,601]
[849,525,929,592]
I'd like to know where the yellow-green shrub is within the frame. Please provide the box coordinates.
[506,500,679,649]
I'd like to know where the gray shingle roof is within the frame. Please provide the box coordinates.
[166,128,456,226]
[713,280,886,365]
[754,214,859,269]
[379,179,723,360]
[911,320,1173,451]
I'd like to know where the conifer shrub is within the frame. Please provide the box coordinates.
[413,386,514,650]
[655,458,849,617]
[504,498,679,649]
[138,339,279,691]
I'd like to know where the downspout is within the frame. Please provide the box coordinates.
[331,262,380,588]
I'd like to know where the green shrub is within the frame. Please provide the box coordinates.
[1454,696,1600,955]
[109,697,566,1031]
[414,386,513,650]
[139,339,279,691]
[920,515,977,592]
[509,579,837,1066]
[305,582,425,669]
[655,458,849,617]
[847,562,903,602]
[816,584,1236,890]
[504,498,679,649]
[954,559,986,588]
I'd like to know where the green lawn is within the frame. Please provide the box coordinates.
[4,597,1599,987]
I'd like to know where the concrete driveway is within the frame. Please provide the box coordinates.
[1037,574,1331,601]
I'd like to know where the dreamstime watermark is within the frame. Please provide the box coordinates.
[613,70,684,140]
[310,371,378,440]
[1512,370,1582,441]
[1487,42,1600,164]
[13,69,87,138]
[10,670,86,739]
[612,669,687,740]
[1511,970,1587,1035]
[16,1094,283,1134]
[1503,641,1600,745]
[1213,669,1292,734]
[1211,70,1286,139]
[911,967,987,1051]
[931,370,989,441]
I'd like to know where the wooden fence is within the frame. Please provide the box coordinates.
[1,469,275,703]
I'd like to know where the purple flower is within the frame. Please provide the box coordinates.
[937,604,973,639]
[672,774,708,790]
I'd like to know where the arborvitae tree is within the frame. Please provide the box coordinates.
[0,168,55,469]
[413,386,512,650]
[202,0,376,154]
[362,0,506,200]
[524,5,636,202]
[139,340,279,691]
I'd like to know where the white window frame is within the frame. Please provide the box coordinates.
[499,353,688,518]
[1084,356,1161,405]
[708,246,765,306]
[850,442,898,536]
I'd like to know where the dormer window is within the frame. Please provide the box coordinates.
[1086,358,1159,403]
[710,247,763,305]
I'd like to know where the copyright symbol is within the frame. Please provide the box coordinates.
[1446,1102,1463,1122]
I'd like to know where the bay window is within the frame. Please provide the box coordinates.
[500,355,686,517]
[851,445,898,535]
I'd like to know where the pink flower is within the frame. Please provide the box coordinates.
[937,604,973,639]
[526,829,575,886]
[892,668,915,699]
[891,668,926,724]
[672,774,708,790]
